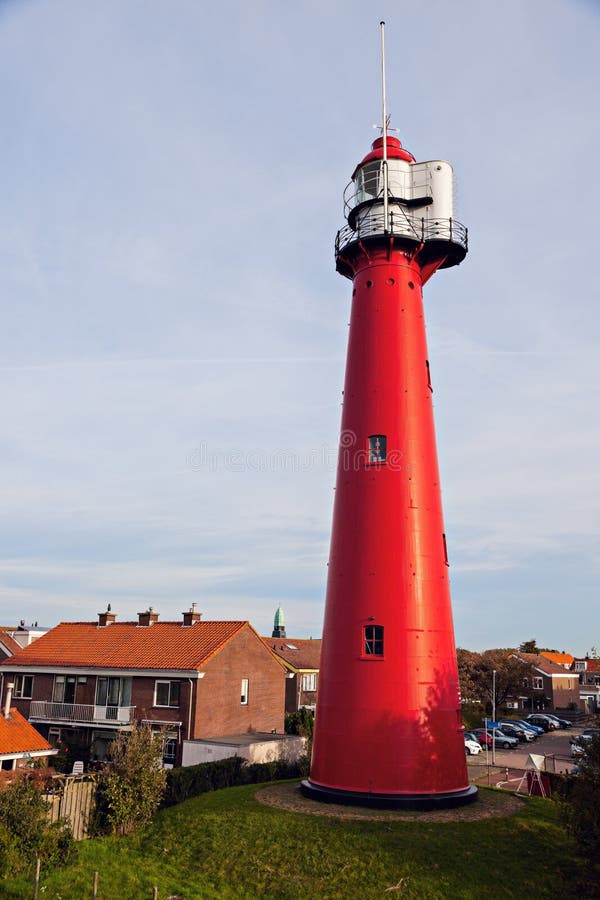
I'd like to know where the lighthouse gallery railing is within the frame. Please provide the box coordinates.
[335,209,468,256]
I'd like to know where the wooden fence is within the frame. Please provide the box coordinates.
[43,774,97,840]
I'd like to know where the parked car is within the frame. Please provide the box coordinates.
[513,718,544,736]
[472,728,519,750]
[525,714,556,732]
[490,729,520,749]
[540,713,570,730]
[464,735,482,755]
[470,729,493,748]
[498,721,533,742]
[569,729,600,757]
[549,715,573,728]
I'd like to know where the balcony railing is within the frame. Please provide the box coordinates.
[29,701,135,726]
[336,207,468,257]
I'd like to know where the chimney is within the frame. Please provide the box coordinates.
[98,605,116,628]
[138,607,159,627]
[4,683,14,719]
[182,603,202,627]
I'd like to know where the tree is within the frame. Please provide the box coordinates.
[98,724,166,835]
[456,648,481,702]
[563,733,600,887]
[519,639,539,654]
[457,648,534,711]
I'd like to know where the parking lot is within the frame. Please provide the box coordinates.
[467,725,583,775]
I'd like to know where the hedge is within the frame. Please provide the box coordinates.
[162,755,307,808]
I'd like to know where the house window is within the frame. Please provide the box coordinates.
[240,678,249,705]
[302,673,317,692]
[96,677,132,709]
[363,625,384,657]
[533,677,543,690]
[52,675,76,704]
[13,675,34,699]
[522,678,529,688]
[575,661,586,671]
[154,681,181,708]
[368,435,387,463]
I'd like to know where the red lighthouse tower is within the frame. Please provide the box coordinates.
[303,26,477,809]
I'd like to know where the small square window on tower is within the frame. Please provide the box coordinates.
[363,625,384,656]
[368,435,387,463]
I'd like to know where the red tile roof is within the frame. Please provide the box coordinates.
[261,638,322,671]
[1,621,249,671]
[0,629,22,656]
[0,708,52,756]
[540,651,574,667]
[575,658,600,672]
[517,652,573,675]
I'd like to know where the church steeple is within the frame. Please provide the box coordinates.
[272,605,286,639]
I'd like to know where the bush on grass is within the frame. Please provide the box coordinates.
[562,733,600,859]
[0,777,75,878]
[93,725,166,836]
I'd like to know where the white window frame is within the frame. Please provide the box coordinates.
[48,727,61,745]
[154,680,181,708]
[13,674,34,699]
[302,673,317,692]
[533,676,544,690]
[240,678,249,705]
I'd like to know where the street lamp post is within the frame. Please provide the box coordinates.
[492,669,497,765]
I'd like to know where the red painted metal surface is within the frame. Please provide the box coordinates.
[351,135,415,176]
[307,144,472,804]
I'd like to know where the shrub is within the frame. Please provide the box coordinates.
[0,777,75,877]
[285,708,314,739]
[162,755,305,807]
[562,733,600,860]
[95,725,166,835]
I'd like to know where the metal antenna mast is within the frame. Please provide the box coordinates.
[380,20,389,232]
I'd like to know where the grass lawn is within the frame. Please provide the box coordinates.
[4,781,589,899]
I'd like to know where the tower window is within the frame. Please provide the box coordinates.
[368,435,387,463]
[363,625,384,656]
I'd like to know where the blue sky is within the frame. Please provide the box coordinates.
[0,0,598,653]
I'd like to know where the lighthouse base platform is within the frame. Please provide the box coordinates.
[301,780,478,811]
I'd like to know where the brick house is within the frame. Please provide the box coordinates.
[262,637,321,714]
[515,652,580,711]
[0,607,285,767]
[571,657,600,713]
